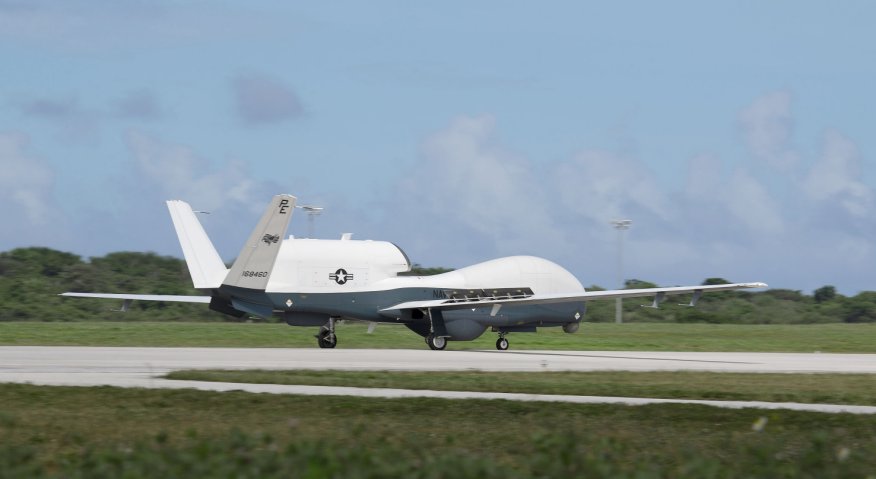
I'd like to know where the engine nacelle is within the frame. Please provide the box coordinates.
[445,318,488,341]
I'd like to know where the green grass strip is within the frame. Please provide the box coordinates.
[1,383,875,477]
[3,321,876,352]
[165,369,876,406]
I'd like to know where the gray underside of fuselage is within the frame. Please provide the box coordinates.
[218,286,585,341]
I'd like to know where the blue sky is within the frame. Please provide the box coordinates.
[1,1,873,294]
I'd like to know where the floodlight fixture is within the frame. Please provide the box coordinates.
[296,204,324,238]
[610,219,633,323]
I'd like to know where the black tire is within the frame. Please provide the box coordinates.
[496,337,509,351]
[426,334,447,351]
[317,329,337,349]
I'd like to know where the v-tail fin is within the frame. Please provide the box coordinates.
[166,200,228,290]
[222,194,296,291]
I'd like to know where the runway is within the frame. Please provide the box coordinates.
[2,346,876,414]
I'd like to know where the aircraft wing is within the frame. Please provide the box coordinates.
[60,292,212,303]
[379,282,767,314]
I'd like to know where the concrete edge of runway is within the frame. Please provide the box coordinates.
[3,346,876,414]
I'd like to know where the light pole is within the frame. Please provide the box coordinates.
[296,205,324,238]
[610,219,632,323]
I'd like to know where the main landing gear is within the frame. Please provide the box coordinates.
[426,334,447,351]
[495,333,509,351]
[316,317,338,349]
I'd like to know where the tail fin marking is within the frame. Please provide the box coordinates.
[223,194,297,290]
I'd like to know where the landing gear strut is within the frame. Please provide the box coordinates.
[316,317,338,349]
[426,334,447,351]
[425,308,448,351]
[495,333,509,351]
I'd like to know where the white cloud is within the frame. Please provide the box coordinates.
[684,155,784,237]
[0,132,54,225]
[802,129,874,218]
[125,130,260,213]
[385,113,794,288]
[553,149,673,224]
[390,115,570,260]
[684,153,723,200]
[726,169,785,236]
[115,130,294,260]
[68,97,874,294]
[3,89,869,294]
[739,90,799,170]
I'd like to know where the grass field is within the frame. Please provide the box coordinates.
[2,322,876,476]
[2,321,876,352]
[1,383,875,477]
[165,369,876,406]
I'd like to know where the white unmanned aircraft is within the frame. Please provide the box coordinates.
[63,194,767,350]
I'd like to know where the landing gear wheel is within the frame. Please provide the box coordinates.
[318,335,337,349]
[426,334,447,351]
[496,337,509,351]
[316,326,337,349]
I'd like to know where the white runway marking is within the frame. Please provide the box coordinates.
[2,346,876,414]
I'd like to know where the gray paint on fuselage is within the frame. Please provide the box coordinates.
[256,287,584,341]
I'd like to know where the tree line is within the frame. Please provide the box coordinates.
[1,247,874,323]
